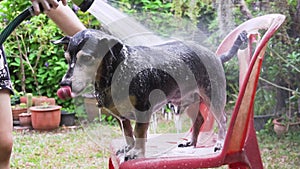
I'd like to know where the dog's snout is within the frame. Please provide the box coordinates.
[60,79,72,87]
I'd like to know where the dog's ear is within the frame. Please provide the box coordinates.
[52,36,71,45]
[51,36,71,51]
[83,36,123,58]
[102,38,123,57]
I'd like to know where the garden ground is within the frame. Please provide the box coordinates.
[11,122,300,169]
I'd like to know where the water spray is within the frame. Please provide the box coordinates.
[0,0,165,47]
[72,0,165,46]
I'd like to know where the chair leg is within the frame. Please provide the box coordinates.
[225,118,263,169]
[229,162,250,169]
[242,118,263,169]
[109,158,115,169]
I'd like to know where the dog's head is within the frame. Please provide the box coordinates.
[56,29,123,99]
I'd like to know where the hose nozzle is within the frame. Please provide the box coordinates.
[72,0,94,12]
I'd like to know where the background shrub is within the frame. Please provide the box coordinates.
[0,0,100,110]
[1,0,299,117]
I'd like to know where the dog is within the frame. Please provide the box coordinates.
[55,29,247,160]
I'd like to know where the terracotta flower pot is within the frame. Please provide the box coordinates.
[273,118,287,136]
[20,96,27,104]
[30,105,61,131]
[19,113,32,127]
[12,107,27,121]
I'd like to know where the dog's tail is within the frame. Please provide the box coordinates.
[220,31,248,63]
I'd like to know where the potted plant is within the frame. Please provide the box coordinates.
[10,94,20,106]
[60,109,76,126]
[273,112,300,136]
[20,95,27,104]
[19,93,33,104]
[30,103,61,131]
[19,112,32,127]
[34,97,55,106]
[11,103,27,121]
[272,90,300,135]
[12,93,34,123]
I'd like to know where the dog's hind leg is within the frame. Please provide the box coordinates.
[178,102,204,147]
[214,110,227,152]
[116,117,135,155]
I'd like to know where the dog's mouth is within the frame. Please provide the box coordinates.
[57,83,94,100]
[57,86,75,99]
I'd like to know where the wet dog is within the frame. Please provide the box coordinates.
[56,29,247,160]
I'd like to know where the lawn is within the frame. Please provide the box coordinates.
[10,122,300,169]
[11,124,120,169]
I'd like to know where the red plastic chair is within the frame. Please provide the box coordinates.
[109,14,286,169]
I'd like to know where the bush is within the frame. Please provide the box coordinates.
[0,0,100,110]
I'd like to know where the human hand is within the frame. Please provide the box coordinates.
[31,0,68,15]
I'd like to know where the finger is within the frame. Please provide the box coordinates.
[61,0,68,6]
[40,1,51,12]
[48,0,59,8]
[31,1,40,15]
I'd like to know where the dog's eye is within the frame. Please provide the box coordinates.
[78,54,94,64]
[64,52,71,63]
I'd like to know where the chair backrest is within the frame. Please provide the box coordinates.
[216,13,286,155]
[215,14,286,168]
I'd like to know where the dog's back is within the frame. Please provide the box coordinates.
[104,40,226,121]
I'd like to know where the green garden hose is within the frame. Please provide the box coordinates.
[0,0,94,45]
[0,6,34,45]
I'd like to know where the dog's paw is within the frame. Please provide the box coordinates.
[213,141,223,152]
[124,148,144,161]
[178,140,195,148]
[116,145,133,156]
[238,30,248,50]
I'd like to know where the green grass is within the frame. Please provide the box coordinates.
[11,124,121,169]
[258,130,300,169]
[10,121,300,169]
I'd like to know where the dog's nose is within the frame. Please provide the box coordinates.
[59,79,72,87]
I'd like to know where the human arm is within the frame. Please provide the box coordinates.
[46,2,86,36]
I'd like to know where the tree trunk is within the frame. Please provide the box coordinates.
[291,0,300,38]
[238,0,253,19]
[275,80,288,115]
[216,0,235,37]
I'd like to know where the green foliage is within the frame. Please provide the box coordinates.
[101,114,118,126]
[0,0,100,110]
[10,95,20,106]
[118,0,172,13]
[1,0,299,119]
[225,0,300,115]
[254,86,277,115]
[73,97,86,119]
[116,0,215,41]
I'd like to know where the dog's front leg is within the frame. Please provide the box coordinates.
[116,117,135,155]
[125,122,149,160]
